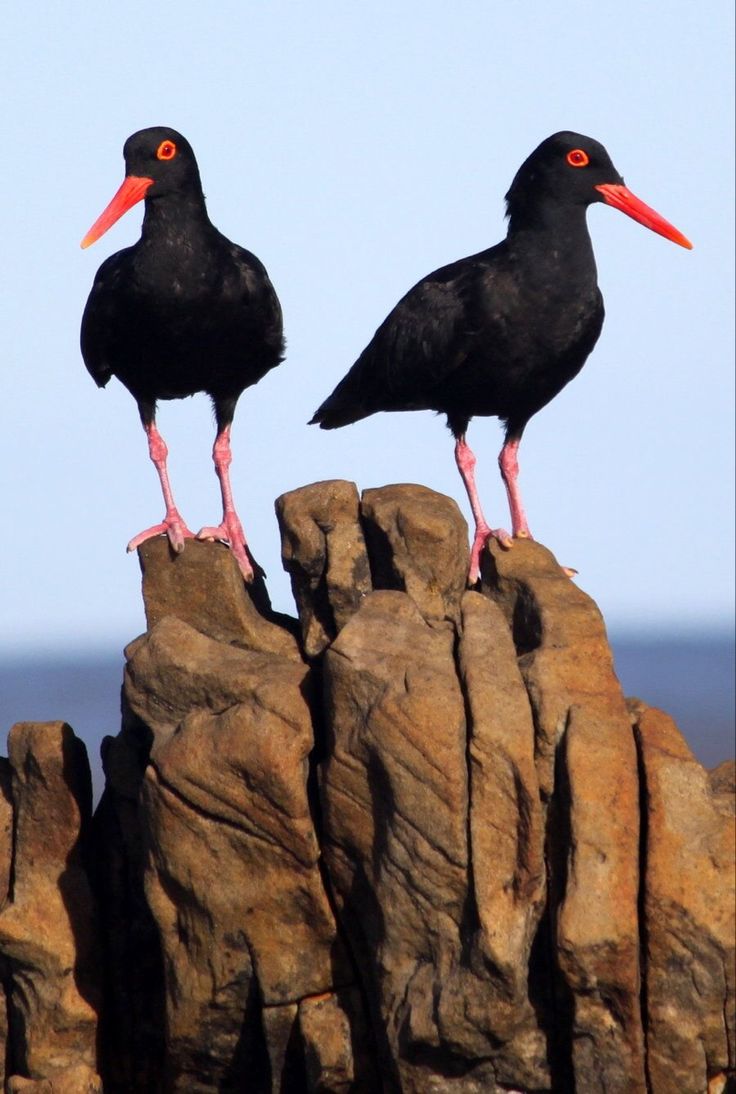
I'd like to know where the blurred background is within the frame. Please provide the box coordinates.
[1,1,733,797]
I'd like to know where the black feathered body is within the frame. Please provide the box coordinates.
[81,190,284,425]
[310,129,688,583]
[312,212,604,439]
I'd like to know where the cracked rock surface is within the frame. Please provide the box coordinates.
[0,482,733,1092]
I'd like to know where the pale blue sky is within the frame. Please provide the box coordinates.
[1,1,733,653]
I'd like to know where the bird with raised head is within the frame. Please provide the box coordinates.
[81,126,284,581]
[310,131,691,582]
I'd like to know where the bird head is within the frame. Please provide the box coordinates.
[505,131,692,249]
[80,127,203,249]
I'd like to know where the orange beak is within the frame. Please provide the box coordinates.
[80,175,154,249]
[595,183,692,250]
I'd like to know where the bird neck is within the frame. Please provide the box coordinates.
[140,191,213,242]
[506,203,597,284]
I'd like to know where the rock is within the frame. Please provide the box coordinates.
[6,1064,102,1092]
[633,705,735,1093]
[91,703,166,1093]
[2,481,733,1092]
[710,759,736,800]
[125,615,366,1090]
[456,592,547,1054]
[276,479,372,657]
[298,987,376,1092]
[319,589,477,1090]
[261,1002,300,1091]
[318,586,551,1090]
[0,723,102,1092]
[138,535,301,660]
[361,483,468,628]
[0,759,13,1091]
[276,481,469,653]
[0,759,12,904]
[483,537,646,1092]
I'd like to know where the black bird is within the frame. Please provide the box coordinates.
[81,127,284,581]
[310,131,691,581]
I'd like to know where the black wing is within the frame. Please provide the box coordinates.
[80,250,133,389]
[224,240,285,370]
[311,248,499,428]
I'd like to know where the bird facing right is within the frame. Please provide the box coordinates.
[310,131,691,581]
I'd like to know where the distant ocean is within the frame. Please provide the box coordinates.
[1,633,733,802]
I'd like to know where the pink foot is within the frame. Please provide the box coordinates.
[196,515,254,582]
[468,523,520,584]
[127,512,195,555]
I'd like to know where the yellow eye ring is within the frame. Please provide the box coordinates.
[566,148,589,168]
[156,140,177,161]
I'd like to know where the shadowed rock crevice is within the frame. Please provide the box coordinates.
[632,709,654,1094]
[360,484,469,631]
[1,481,733,1092]
[541,721,576,1092]
[479,545,544,656]
[452,625,485,974]
[91,701,166,1093]
[295,667,385,1093]
[276,480,372,659]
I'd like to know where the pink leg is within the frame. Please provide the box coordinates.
[501,436,577,577]
[196,425,254,582]
[499,436,532,539]
[127,423,194,554]
[455,435,513,583]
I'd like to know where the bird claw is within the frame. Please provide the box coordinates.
[492,527,515,550]
[127,515,194,555]
[467,525,518,583]
[196,519,254,582]
[467,523,540,582]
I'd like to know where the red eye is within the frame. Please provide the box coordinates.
[156,140,177,161]
[566,148,589,168]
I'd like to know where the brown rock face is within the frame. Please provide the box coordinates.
[123,540,374,1092]
[320,589,480,1088]
[0,758,13,1090]
[319,586,549,1090]
[0,723,102,1092]
[633,706,735,1093]
[1,484,733,1092]
[484,539,646,1091]
[458,592,546,1041]
[360,483,469,628]
[127,618,355,1087]
[138,535,301,659]
[276,479,372,657]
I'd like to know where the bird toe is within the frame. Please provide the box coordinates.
[127,515,194,555]
[491,528,515,550]
[196,520,254,583]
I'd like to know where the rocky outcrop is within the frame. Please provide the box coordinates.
[0,723,102,1092]
[632,705,735,1094]
[128,616,364,1091]
[484,540,646,1091]
[1,482,733,1093]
